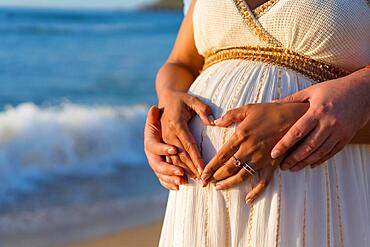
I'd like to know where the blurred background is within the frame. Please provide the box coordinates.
[0,0,183,246]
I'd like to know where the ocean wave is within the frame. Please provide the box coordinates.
[0,23,168,35]
[0,102,149,202]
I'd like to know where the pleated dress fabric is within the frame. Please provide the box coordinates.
[159,0,370,246]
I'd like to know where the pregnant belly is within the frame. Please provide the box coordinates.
[187,60,314,163]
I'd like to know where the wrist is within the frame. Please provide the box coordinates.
[157,89,183,108]
[347,68,370,110]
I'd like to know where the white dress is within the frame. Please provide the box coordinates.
[159,0,370,246]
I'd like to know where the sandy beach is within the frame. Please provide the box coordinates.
[65,221,162,247]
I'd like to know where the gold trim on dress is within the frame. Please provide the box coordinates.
[324,163,332,247]
[252,0,280,17]
[333,159,345,247]
[275,171,282,247]
[233,0,283,47]
[202,46,350,82]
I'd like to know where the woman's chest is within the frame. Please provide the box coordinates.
[193,0,370,70]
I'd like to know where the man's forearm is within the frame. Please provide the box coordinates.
[351,120,370,144]
[349,67,370,144]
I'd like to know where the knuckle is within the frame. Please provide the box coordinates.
[198,104,208,113]
[188,95,198,105]
[219,152,230,163]
[327,117,338,128]
[168,119,178,130]
[225,166,235,175]
[234,129,248,141]
[303,142,316,154]
[315,103,333,116]
[291,127,304,139]
[183,141,197,152]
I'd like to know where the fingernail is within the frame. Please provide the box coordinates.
[215,184,222,190]
[201,179,207,187]
[195,179,203,186]
[175,170,183,176]
[168,148,176,155]
[246,198,253,204]
[171,186,178,190]
[213,119,221,125]
[271,149,281,159]
[201,173,210,181]
[208,115,215,125]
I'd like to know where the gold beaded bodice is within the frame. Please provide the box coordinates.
[193,0,370,81]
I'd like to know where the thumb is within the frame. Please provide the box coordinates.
[146,105,161,125]
[144,106,177,155]
[275,88,310,103]
[214,107,247,127]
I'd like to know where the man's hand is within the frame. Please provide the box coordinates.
[144,106,187,190]
[271,69,370,170]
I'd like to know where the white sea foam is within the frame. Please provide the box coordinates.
[0,102,148,202]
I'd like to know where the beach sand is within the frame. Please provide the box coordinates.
[65,221,162,247]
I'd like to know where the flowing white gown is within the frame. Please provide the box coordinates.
[159,0,370,246]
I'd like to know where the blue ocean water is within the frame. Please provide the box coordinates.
[0,8,183,212]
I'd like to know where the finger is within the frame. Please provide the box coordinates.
[201,132,244,181]
[167,136,200,178]
[158,174,186,186]
[271,110,318,159]
[213,106,249,127]
[146,105,161,125]
[212,158,240,182]
[281,125,331,170]
[290,135,337,171]
[170,154,198,179]
[212,146,253,182]
[146,151,181,174]
[215,168,249,190]
[159,178,179,191]
[176,123,205,174]
[311,140,346,168]
[144,106,177,155]
[146,142,177,156]
[274,89,310,103]
[185,96,214,125]
[150,157,185,176]
[245,167,274,204]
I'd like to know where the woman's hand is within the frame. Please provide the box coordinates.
[144,106,187,190]
[201,103,309,203]
[160,90,214,180]
[271,68,370,171]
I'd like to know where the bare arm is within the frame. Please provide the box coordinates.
[350,68,370,144]
[154,0,213,180]
[156,0,204,105]
[352,121,370,144]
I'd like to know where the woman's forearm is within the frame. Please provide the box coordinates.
[155,62,197,107]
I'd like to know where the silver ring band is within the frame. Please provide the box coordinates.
[242,161,256,176]
[233,156,256,176]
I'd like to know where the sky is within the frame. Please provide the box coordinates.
[0,0,156,9]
